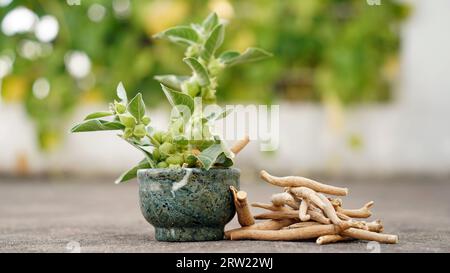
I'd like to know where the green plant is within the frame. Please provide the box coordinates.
[71,12,271,183]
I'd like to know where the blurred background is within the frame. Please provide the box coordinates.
[0,0,449,180]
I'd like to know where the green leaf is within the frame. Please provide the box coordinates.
[202,24,225,60]
[83,111,113,121]
[128,93,146,122]
[115,159,151,184]
[219,47,272,67]
[197,143,223,170]
[218,51,240,63]
[116,82,127,104]
[161,84,194,114]
[126,140,156,168]
[154,75,189,91]
[71,120,125,132]
[154,26,199,45]
[215,153,234,167]
[202,12,219,33]
[183,57,210,86]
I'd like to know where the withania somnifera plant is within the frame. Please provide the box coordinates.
[71,13,271,183]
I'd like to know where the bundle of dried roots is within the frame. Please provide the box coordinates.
[225,170,398,245]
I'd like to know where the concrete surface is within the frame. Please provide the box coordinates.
[0,177,449,253]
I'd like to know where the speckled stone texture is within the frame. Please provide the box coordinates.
[138,168,240,241]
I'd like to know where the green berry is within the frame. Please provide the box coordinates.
[123,128,133,139]
[153,131,165,143]
[119,114,136,128]
[142,116,151,125]
[133,124,146,138]
[162,132,173,143]
[173,135,188,146]
[166,154,184,165]
[168,164,181,168]
[184,153,197,166]
[152,148,160,161]
[159,142,175,155]
[157,161,168,168]
[114,102,126,114]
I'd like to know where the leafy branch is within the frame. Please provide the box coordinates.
[71,13,272,183]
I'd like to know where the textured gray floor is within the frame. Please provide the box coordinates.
[1,177,449,253]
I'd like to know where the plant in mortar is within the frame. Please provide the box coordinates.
[71,13,271,241]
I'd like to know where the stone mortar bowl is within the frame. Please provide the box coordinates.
[137,168,240,241]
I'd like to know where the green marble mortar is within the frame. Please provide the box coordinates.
[137,168,240,241]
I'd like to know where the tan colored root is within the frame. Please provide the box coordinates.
[230,186,255,226]
[251,202,292,212]
[289,187,325,209]
[282,222,321,230]
[230,135,250,155]
[366,220,384,233]
[307,206,331,224]
[260,170,348,196]
[337,211,351,221]
[270,192,299,210]
[224,219,296,239]
[316,193,350,230]
[336,201,374,218]
[329,198,343,207]
[341,228,398,244]
[316,235,352,245]
[299,199,310,221]
[313,194,368,231]
[254,210,299,220]
[229,224,338,241]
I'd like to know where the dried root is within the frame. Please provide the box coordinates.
[254,210,299,220]
[225,171,398,245]
[271,192,299,210]
[336,201,374,218]
[260,170,348,196]
[230,135,250,155]
[282,221,321,230]
[229,224,338,241]
[251,202,293,212]
[224,219,296,239]
[289,187,325,209]
[230,186,255,226]
[316,235,352,245]
[298,199,310,221]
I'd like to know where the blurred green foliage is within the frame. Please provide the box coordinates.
[0,0,409,150]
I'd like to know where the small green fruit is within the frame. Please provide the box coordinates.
[119,114,136,128]
[184,153,197,166]
[159,142,175,155]
[173,135,188,146]
[166,154,184,165]
[123,128,133,138]
[142,116,151,125]
[153,131,165,143]
[114,102,126,114]
[133,124,146,138]
[162,133,173,143]
[157,161,168,168]
[152,148,160,161]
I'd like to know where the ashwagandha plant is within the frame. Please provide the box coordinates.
[71,12,271,184]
